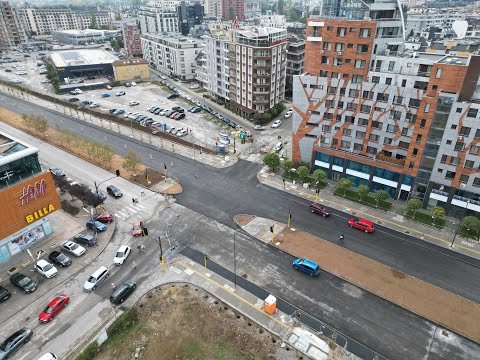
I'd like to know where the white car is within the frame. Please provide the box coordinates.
[40,79,51,84]
[83,266,110,292]
[176,128,188,137]
[284,110,293,118]
[61,240,86,257]
[254,125,266,131]
[10,79,22,83]
[274,142,283,152]
[36,259,58,279]
[190,84,200,89]
[129,100,139,106]
[160,109,169,116]
[130,81,137,86]
[89,102,100,108]
[124,111,132,118]
[114,245,132,265]
[15,71,27,75]
[160,75,166,80]
[116,91,126,96]
[271,120,282,128]
[74,88,83,94]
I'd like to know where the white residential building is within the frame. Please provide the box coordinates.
[21,6,111,36]
[141,33,204,81]
[205,0,222,19]
[197,27,287,117]
[138,2,179,34]
[253,15,286,28]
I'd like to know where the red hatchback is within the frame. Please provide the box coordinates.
[169,112,179,119]
[39,294,70,323]
[95,213,114,223]
[132,220,144,236]
[348,218,374,233]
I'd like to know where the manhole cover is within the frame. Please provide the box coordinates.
[242,274,248,279]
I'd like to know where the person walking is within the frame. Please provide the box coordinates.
[111,283,116,290]
[338,233,344,245]
[132,261,136,269]
[132,198,135,205]
[141,244,145,252]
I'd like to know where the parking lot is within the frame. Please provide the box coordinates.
[0,51,292,162]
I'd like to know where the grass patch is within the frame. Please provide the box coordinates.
[107,308,139,338]
[75,342,99,360]
[194,88,207,93]
[405,210,445,229]
[334,188,392,211]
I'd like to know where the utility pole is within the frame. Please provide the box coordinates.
[158,235,165,270]
[233,232,237,288]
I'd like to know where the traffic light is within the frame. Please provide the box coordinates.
[115,169,120,176]
[270,226,274,233]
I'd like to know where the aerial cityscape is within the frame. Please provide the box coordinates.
[0,0,479,358]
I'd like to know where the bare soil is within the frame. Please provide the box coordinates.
[131,169,166,188]
[277,227,480,343]
[234,214,255,227]
[95,285,278,360]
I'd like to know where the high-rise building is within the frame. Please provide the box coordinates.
[21,6,111,36]
[222,0,244,21]
[0,1,27,47]
[177,1,204,36]
[286,36,305,99]
[123,22,142,57]
[139,1,179,34]
[197,27,287,117]
[141,33,204,81]
[292,0,480,215]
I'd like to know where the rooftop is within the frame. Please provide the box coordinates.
[112,58,149,66]
[0,131,38,167]
[438,55,469,65]
[50,49,117,67]
[52,29,105,36]
[141,33,204,47]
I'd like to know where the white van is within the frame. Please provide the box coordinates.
[38,353,58,360]
[83,266,110,292]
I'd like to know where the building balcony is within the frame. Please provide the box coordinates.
[254,98,270,104]
[254,73,270,78]
[254,90,269,95]
[254,54,271,59]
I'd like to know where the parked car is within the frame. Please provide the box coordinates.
[190,84,200,89]
[74,233,96,247]
[106,185,122,198]
[348,218,375,233]
[271,120,282,128]
[86,220,107,232]
[81,100,92,106]
[61,240,86,257]
[175,113,186,120]
[284,110,293,118]
[89,102,100,108]
[48,251,72,267]
[105,85,112,90]
[132,220,144,236]
[114,245,131,265]
[169,112,179,119]
[110,281,136,304]
[189,107,201,113]
[309,203,331,217]
[274,142,283,152]
[125,82,131,87]
[68,97,79,102]
[129,100,139,106]
[38,294,70,323]
[95,213,114,223]
[101,93,110,98]
[293,258,321,276]
[115,91,126,96]
[112,109,125,115]
[0,286,11,302]
[130,81,137,86]
[154,108,163,115]
[35,259,58,278]
[176,128,188,137]
[172,106,184,112]
[10,273,37,293]
[167,93,178,99]
[0,328,32,359]
[37,353,58,360]
[83,266,110,292]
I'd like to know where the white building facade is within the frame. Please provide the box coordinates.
[139,2,179,34]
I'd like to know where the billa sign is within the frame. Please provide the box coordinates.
[26,204,56,224]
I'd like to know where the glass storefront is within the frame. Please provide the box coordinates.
[0,153,43,190]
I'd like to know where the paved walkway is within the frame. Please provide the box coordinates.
[257,167,480,261]
[234,214,480,344]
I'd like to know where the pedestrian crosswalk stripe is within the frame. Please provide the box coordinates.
[135,204,146,209]
[126,207,138,213]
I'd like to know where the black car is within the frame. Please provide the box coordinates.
[174,113,185,120]
[109,108,117,113]
[167,93,178,99]
[68,97,79,102]
[110,281,136,304]
[229,121,237,128]
[4,69,11,72]
[172,106,184,112]
[190,107,201,113]
[0,286,11,302]
[81,100,92,105]
[106,185,122,198]
[10,273,37,293]
[0,328,32,360]
[74,233,96,247]
[48,251,72,267]
[154,108,163,114]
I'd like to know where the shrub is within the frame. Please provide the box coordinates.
[263,113,272,121]
[75,342,99,360]
[107,308,139,338]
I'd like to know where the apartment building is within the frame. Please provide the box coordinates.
[123,22,142,57]
[222,0,244,21]
[292,0,480,215]
[141,33,203,81]
[139,1,179,34]
[177,1,204,36]
[286,36,305,99]
[22,6,111,36]
[0,1,27,47]
[205,0,222,19]
[244,0,261,19]
[197,27,287,117]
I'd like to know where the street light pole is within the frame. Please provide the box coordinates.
[451,200,470,247]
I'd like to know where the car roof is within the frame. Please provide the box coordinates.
[37,259,49,266]
[50,251,61,256]
[11,272,26,280]
[118,245,129,252]
[300,259,319,268]
[62,240,75,246]
[356,218,373,225]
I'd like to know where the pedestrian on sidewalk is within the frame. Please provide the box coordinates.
[132,198,135,205]
[111,283,116,290]
[132,261,136,270]
[338,233,344,245]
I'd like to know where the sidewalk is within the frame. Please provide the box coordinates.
[234,214,480,344]
[257,166,480,260]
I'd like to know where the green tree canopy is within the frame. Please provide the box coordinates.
[461,216,480,240]
[374,190,389,207]
[357,185,370,200]
[407,198,422,216]
[338,178,351,195]
[263,153,280,172]
[296,165,310,183]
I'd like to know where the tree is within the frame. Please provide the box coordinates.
[33,115,48,137]
[338,178,351,196]
[431,206,445,226]
[296,165,310,184]
[263,153,280,172]
[122,150,142,174]
[276,0,284,14]
[100,144,114,168]
[374,190,389,208]
[461,216,480,240]
[229,5,235,20]
[91,13,98,29]
[263,113,272,121]
[312,169,326,189]
[406,198,422,218]
[281,160,293,178]
[357,185,370,201]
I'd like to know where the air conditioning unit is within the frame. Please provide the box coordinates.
[337,51,343,56]
[458,136,463,140]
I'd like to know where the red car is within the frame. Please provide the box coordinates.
[132,220,144,236]
[309,202,331,217]
[348,218,374,233]
[95,213,114,223]
[169,112,179,119]
[39,294,70,323]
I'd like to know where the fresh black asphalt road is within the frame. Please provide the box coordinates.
[2,93,480,359]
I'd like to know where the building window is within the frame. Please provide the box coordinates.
[474,178,480,187]
[413,148,418,156]
[467,108,479,118]
[359,28,371,38]
[341,140,351,149]
[420,119,426,128]
[352,75,363,83]
[343,128,352,135]
[327,86,336,94]
[362,90,373,99]
[369,133,379,142]
[416,134,422,143]
[372,76,380,83]
[327,26,333,31]
[393,95,403,105]
[346,103,356,110]
[349,89,359,97]
[425,103,430,112]
[349,27,356,32]
[409,98,421,108]
[449,157,460,165]
[384,137,393,145]
[321,56,329,64]
[435,68,442,78]
[353,143,363,151]
[386,124,398,133]
[357,44,369,53]
[322,42,331,50]
[367,146,377,154]
[376,93,389,102]
[465,160,475,168]
[360,104,371,113]
[335,43,344,51]
[388,61,395,71]
[337,27,347,37]
[440,154,447,163]
[460,126,471,136]
[354,59,365,69]
[358,118,368,126]
[445,171,456,180]
[469,145,480,155]
[356,131,366,139]
[322,124,331,132]
[371,121,382,129]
